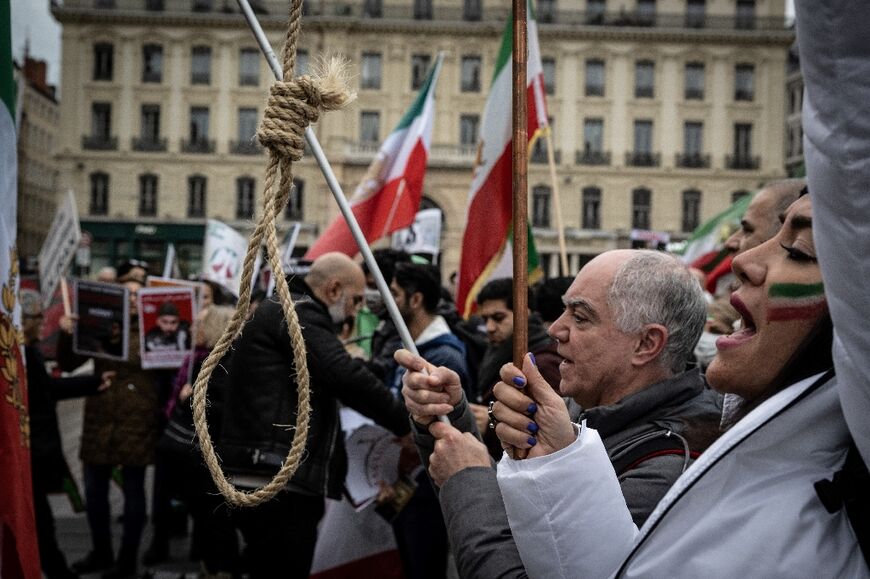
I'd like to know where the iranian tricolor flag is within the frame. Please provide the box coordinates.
[0,1,40,576]
[456,2,548,317]
[305,53,445,259]
[680,192,754,266]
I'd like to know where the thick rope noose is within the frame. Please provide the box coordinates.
[191,0,354,507]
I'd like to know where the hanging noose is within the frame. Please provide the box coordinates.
[191,0,354,507]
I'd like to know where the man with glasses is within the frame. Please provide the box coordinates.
[219,252,411,579]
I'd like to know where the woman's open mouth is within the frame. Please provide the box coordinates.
[716,294,757,351]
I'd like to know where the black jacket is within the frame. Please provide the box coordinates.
[219,276,410,499]
[26,345,102,489]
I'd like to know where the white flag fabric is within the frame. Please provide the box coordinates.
[201,220,260,297]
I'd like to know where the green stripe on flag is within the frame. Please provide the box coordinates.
[0,0,15,117]
[684,192,754,245]
[769,282,825,299]
[492,16,513,85]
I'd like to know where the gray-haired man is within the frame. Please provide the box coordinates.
[397,249,722,578]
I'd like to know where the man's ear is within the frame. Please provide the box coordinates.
[633,324,668,367]
[410,291,424,310]
[324,278,342,303]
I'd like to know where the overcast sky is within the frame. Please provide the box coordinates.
[12,0,796,92]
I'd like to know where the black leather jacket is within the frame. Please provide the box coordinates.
[219,276,410,499]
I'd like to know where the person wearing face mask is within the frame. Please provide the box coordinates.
[692,299,740,371]
[218,252,411,579]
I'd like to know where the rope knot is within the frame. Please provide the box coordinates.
[258,58,355,161]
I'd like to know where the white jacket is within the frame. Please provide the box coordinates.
[498,371,867,578]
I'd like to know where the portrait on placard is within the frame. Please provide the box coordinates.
[73,280,129,361]
[138,286,195,369]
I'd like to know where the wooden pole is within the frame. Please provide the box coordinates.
[512,0,529,368]
[545,131,569,276]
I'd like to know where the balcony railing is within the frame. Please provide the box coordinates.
[531,148,561,164]
[726,154,760,170]
[634,86,654,99]
[230,140,263,155]
[82,135,118,150]
[191,72,210,84]
[181,138,215,154]
[575,150,611,165]
[675,153,710,168]
[684,87,704,100]
[131,136,167,152]
[57,1,788,32]
[625,151,660,167]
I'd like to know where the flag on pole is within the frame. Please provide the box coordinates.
[0,2,40,575]
[456,1,548,317]
[201,220,261,297]
[305,53,445,259]
[679,192,754,266]
[162,242,181,279]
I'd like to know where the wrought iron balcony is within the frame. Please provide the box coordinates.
[531,148,561,164]
[726,154,760,170]
[684,87,704,100]
[675,153,710,168]
[181,138,215,154]
[625,151,660,167]
[82,135,118,150]
[634,86,654,99]
[191,72,210,85]
[575,150,611,166]
[131,136,167,152]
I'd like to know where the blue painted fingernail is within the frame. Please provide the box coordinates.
[528,422,539,433]
[512,376,526,388]
[529,352,537,366]
[527,436,537,446]
[527,402,538,414]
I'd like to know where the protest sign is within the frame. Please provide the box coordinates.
[391,208,442,260]
[147,277,206,310]
[73,280,128,361]
[138,286,195,370]
[201,219,260,297]
[38,190,81,308]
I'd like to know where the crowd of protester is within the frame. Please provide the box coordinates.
[28,5,870,574]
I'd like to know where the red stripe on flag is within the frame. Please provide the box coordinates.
[310,549,403,579]
[306,140,428,259]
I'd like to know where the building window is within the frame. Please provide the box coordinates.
[192,0,213,11]
[191,46,211,84]
[684,62,704,100]
[684,121,703,156]
[586,0,605,23]
[585,59,605,97]
[137,104,161,149]
[296,49,309,76]
[239,48,260,86]
[361,52,382,90]
[285,178,304,220]
[735,64,754,101]
[631,187,651,230]
[542,57,556,95]
[532,185,551,228]
[139,174,158,217]
[582,186,601,229]
[460,114,479,146]
[538,0,556,22]
[728,122,755,168]
[188,175,207,218]
[236,177,256,219]
[686,0,705,27]
[464,0,482,21]
[89,172,109,215]
[461,56,482,92]
[635,61,654,98]
[142,44,163,83]
[93,43,113,81]
[414,0,433,19]
[636,0,656,25]
[190,107,210,142]
[583,118,603,152]
[238,108,258,142]
[682,189,701,232]
[411,54,431,90]
[736,0,755,29]
[360,111,380,144]
[363,0,382,17]
[145,0,164,10]
[91,102,112,139]
[633,120,652,154]
[732,190,750,203]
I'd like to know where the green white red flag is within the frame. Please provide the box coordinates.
[456,1,548,317]
[0,1,40,576]
[305,53,445,259]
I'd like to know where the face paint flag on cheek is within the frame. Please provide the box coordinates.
[767,282,827,322]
